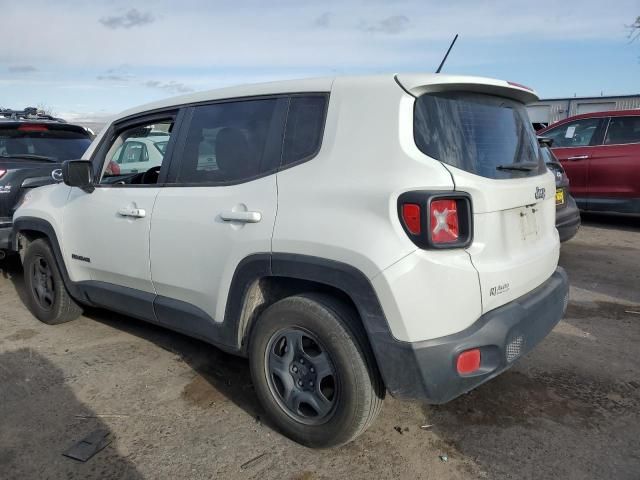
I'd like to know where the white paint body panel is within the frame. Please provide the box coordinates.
[63,187,160,292]
[149,176,277,322]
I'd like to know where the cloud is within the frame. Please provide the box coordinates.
[314,12,331,28]
[97,74,130,81]
[7,65,38,73]
[96,65,133,82]
[99,8,155,29]
[143,80,194,94]
[360,15,409,34]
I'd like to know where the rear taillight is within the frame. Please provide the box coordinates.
[0,169,6,178]
[401,203,421,235]
[398,192,472,249]
[430,199,459,244]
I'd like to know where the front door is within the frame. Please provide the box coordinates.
[62,115,178,294]
[150,97,287,326]
[544,116,606,205]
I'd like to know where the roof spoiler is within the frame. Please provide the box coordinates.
[395,74,540,104]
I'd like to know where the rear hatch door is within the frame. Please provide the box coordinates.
[401,75,559,313]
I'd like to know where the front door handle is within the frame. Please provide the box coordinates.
[118,207,146,218]
[220,211,262,223]
[566,155,589,161]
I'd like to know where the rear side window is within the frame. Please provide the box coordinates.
[414,92,544,179]
[177,98,285,184]
[543,118,603,148]
[0,126,91,161]
[604,116,640,145]
[282,95,327,166]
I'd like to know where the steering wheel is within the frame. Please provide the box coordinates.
[141,166,161,184]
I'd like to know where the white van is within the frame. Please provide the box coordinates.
[13,74,569,448]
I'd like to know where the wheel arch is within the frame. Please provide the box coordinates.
[228,253,396,391]
[12,217,82,299]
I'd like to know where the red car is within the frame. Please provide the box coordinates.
[537,110,640,215]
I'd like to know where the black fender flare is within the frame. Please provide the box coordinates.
[12,216,84,300]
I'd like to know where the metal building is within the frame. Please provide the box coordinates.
[527,94,640,127]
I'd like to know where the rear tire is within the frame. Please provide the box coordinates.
[249,293,384,448]
[23,239,82,325]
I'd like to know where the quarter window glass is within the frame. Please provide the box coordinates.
[604,116,640,145]
[282,96,327,165]
[177,99,280,184]
[543,118,601,147]
[101,120,174,183]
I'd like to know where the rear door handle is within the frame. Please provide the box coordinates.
[566,155,589,161]
[118,207,146,218]
[220,211,262,223]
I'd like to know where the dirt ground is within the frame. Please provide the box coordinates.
[1,214,639,480]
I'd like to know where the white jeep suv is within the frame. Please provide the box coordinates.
[12,74,569,448]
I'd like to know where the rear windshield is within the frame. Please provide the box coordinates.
[414,92,544,179]
[0,127,92,161]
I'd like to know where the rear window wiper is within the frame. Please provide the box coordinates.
[1,154,57,161]
[495,162,539,172]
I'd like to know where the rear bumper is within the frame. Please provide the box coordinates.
[556,196,581,242]
[376,267,569,403]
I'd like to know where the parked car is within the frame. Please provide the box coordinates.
[539,137,581,242]
[537,110,640,215]
[110,134,170,175]
[0,108,92,259]
[12,74,568,448]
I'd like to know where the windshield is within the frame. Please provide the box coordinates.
[414,92,544,179]
[0,127,91,161]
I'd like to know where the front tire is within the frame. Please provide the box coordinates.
[23,239,83,325]
[249,293,384,448]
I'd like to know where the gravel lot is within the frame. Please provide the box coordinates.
[1,214,639,480]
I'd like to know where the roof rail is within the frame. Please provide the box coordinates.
[0,107,66,123]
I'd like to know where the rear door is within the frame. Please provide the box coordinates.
[540,117,607,204]
[412,89,558,313]
[149,97,287,327]
[587,115,640,213]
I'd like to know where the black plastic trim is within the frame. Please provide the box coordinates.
[11,217,85,300]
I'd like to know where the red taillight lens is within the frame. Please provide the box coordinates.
[401,203,421,235]
[457,348,481,375]
[18,124,49,132]
[430,199,459,244]
[0,169,6,178]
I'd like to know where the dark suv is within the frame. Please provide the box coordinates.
[0,108,92,258]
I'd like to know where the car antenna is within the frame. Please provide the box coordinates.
[435,34,459,73]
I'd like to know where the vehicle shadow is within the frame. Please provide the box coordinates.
[2,257,271,432]
[0,348,143,479]
[579,212,640,232]
[84,306,267,423]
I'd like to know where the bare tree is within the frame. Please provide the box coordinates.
[36,103,55,116]
[629,16,640,41]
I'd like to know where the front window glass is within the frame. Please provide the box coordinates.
[101,120,174,183]
[544,118,602,148]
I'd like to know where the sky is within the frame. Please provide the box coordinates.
[1,0,639,123]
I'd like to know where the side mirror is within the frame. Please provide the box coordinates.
[62,160,95,193]
[537,136,553,148]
